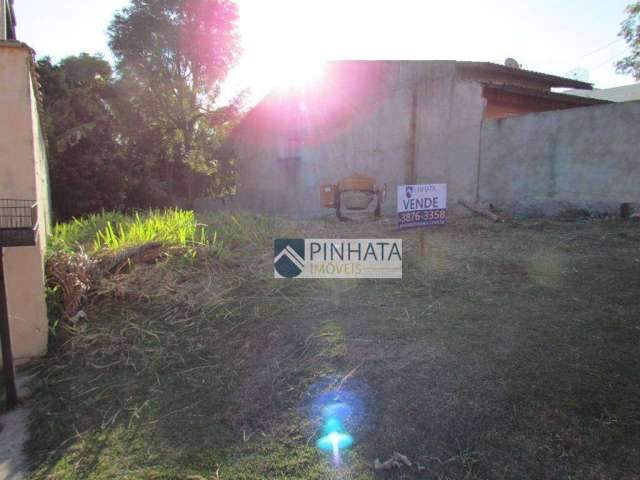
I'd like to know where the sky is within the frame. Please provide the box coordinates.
[13,0,637,103]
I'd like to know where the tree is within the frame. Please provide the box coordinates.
[108,0,242,205]
[37,55,132,220]
[617,2,640,79]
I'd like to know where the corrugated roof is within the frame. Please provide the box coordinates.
[456,61,593,90]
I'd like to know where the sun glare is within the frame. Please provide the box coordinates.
[263,57,328,91]
[229,1,334,101]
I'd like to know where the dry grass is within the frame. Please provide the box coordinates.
[17,213,640,479]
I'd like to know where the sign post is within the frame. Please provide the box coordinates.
[397,184,447,257]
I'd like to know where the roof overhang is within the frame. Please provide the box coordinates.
[483,84,611,108]
[457,61,593,90]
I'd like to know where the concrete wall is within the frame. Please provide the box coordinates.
[233,61,486,217]
[414,65,485,204]
[478,101,640,215]
[0,42,50,365]
[234,62,412,217]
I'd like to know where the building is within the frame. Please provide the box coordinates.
[0,0,51,366]
[226,60,624,218]
[565,83,640,103]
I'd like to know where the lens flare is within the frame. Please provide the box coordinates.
[316,411,353,467]
[302,375,369,468]
[317,429,353,467]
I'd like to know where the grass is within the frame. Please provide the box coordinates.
[48,209,280,256]
[48,211,127,254]
[49,209,209,255]
[93,210,210,251]
[15,213,640,479]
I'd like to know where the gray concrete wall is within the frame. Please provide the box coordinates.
[415,67,485,204]
[232,61,486,218]
[478,101,640,216]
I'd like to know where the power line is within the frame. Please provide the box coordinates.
[571,37,623,62]
[591,48,629,71]
[534,37,623,66]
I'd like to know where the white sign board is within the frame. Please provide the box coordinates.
[397,184,447,229]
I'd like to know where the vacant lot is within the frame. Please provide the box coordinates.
[15,214,640,479]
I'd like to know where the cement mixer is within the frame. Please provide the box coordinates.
[320,173,387,219]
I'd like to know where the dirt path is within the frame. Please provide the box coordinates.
[0,407,29,480]
[0,374,34,480]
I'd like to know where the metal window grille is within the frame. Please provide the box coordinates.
[0,199,38,247]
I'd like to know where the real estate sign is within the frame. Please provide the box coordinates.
[397,184,447,229]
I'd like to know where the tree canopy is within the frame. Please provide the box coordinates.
[38,55,131,220]
[617,1,640,79]
[108,0,242,204]
[41,0,242,220]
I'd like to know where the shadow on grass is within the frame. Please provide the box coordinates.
[25,218,640,479]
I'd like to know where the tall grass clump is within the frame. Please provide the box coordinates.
[49,209,281,259]
[49,211,127,254]
[49,209,215,255]
[94,209,211,252]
